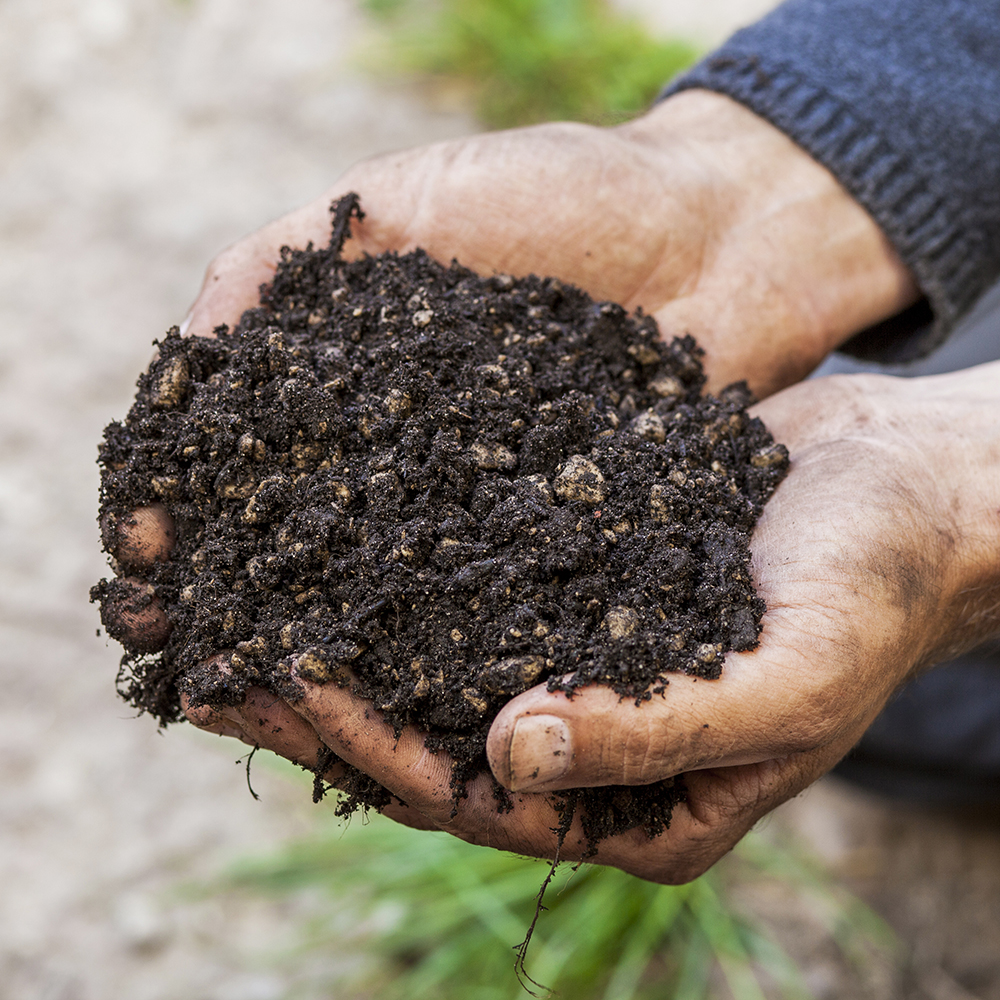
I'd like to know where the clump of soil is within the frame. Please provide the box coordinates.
[94,194,788,849]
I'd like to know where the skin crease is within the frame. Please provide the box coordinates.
[107,91,1000,883]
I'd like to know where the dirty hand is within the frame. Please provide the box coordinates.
[107,88,937,881]
[182,89,917,400]
[129,362,1000,882]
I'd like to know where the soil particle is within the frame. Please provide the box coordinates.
[93,194,788,849]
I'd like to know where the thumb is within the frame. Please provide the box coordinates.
[182,200,331,339]
[485,610,870,792]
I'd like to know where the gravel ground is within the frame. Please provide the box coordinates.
[1,1,997,998]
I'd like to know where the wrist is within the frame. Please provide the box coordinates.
[618,91,920,390]
[784,363,1000,673]
[901,363,1000,667]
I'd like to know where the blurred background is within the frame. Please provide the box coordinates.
[1,0,998,997]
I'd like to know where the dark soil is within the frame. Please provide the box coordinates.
[93,194,788,849]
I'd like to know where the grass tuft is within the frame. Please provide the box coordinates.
[358,0,700,128]
[223,808,897,999]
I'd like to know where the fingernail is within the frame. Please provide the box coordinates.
[508,714,572,791]
[178,311,193,337]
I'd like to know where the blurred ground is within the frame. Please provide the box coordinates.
[0,1,997,999]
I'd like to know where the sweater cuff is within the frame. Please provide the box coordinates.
[663,54,982,363]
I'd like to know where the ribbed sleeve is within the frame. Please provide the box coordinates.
[663,0,1000,362]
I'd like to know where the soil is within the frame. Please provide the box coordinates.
[93,194,788,849]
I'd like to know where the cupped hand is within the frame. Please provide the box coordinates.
[104,90,946,882]
[182,89,917,399]
[153,362,1000,883]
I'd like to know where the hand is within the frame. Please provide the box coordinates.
[169,362,1000,882]
[104,90,935,881]
[181,89,917,399]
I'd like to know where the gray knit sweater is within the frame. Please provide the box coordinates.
[664,0,1000,362]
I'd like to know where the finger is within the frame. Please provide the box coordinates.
[186,679,347,780]
[185,680,345,771]
[97,577,171,653]
[485,672,773,794]
[102,504,176,569]
[379,804,442,831]
[621,734,858,883]
[285,670,855,882]
[230,685,439,829]
[193,719,250,741]
[232,685,344,773]
[181,693,252,742]
[189,684,421,813]
[287,672,585,854]
[287,672,464,819]
[283,673,633,861]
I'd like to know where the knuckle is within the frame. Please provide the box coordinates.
[614,708,681,784]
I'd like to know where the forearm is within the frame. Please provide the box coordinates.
[665,0,1000,364]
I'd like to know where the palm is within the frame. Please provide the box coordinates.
[187,124,706,353]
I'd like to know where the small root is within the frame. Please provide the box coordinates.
[239,744,261,801]
[512,792,580,997]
